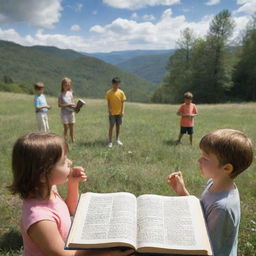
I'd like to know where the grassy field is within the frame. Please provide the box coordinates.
[0,92,255,256]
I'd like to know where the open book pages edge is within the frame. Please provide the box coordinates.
[192,196,213,256]
[135,195,212,255]
[77,99,86,105]
[137,246,210,255]
[66,241,135,250]
[74,99,86,112]
[66,192,137,249]
[65,194,86,248]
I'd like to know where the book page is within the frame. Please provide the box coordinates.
[66,192,137,249]
[137,195,212,254]
[75,99,85,112]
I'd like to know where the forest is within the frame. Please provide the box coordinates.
[152,10,256,103]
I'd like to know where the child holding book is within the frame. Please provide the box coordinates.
[58,77,76,142]
[34,82,51,132]
[8,132,133,256]
[167,129,253,256]
[105,77,126,148]
[176,92,198,145]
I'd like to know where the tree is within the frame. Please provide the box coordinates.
[209,9,234,41]
[189,10,234,103]
[232,14,256,101]
[153,10,235,103]
[152,28,196,103]
[176,28,195,64]
[3,75,13,84]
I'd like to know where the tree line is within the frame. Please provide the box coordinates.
[0,76,33,94]
[152,10,256,104]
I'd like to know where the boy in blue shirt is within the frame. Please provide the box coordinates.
[34,82,51,132]
[168,129,253,256]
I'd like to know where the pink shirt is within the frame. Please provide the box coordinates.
[21,192,71,256]
[178,103,198,127]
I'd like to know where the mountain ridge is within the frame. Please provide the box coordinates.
[85,49,174,83]
[0,40,156,102]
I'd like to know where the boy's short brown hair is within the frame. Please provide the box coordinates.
[112,77,121,84]
[184,92,193,99]
[34,82,44,90]
[199,129,253,179]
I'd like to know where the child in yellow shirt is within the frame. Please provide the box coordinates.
[105,77,126,148]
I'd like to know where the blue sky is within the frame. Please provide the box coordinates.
[0,0,255,53]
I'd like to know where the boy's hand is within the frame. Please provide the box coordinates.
[68,166,87,183]
[167,172,189,196]
[47,105,51,109]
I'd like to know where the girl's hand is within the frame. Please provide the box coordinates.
[68,166,87,183]
[167,171,189,196]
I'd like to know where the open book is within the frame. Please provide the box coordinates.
[74,99,86,113]
[65,192,212,255]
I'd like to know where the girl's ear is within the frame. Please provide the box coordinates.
[223,163,234,176]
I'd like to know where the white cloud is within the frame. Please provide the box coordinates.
[131,12,138,20]
[102,0,180,10]
[92,10,98,15]
[205,0,221,6]
[232,15,250,38]
[142,14,156,21]
[90,25,105,33]
[0,27,23,42]
[235,0,256,15]
[70,24,80,31]
[66,3,83,12]
[0,8,211,52]
[90,8,211,50]
[0,0,62,29]
[1,7,250,53]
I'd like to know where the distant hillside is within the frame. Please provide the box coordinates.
[31,45,82,59]
[0,40,156,102]
[117,52,174,84]
[85,49,174,83]
[85,49,173,65]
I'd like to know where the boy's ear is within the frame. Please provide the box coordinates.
[223,163,234,176]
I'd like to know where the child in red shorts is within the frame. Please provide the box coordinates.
[177,92,198,145]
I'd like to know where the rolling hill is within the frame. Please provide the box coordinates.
[86,49,174,84]
[0,40,156,102]
[85,49,173,65]
[117,52,174,84]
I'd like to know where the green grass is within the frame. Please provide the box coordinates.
[0,92,255,256]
